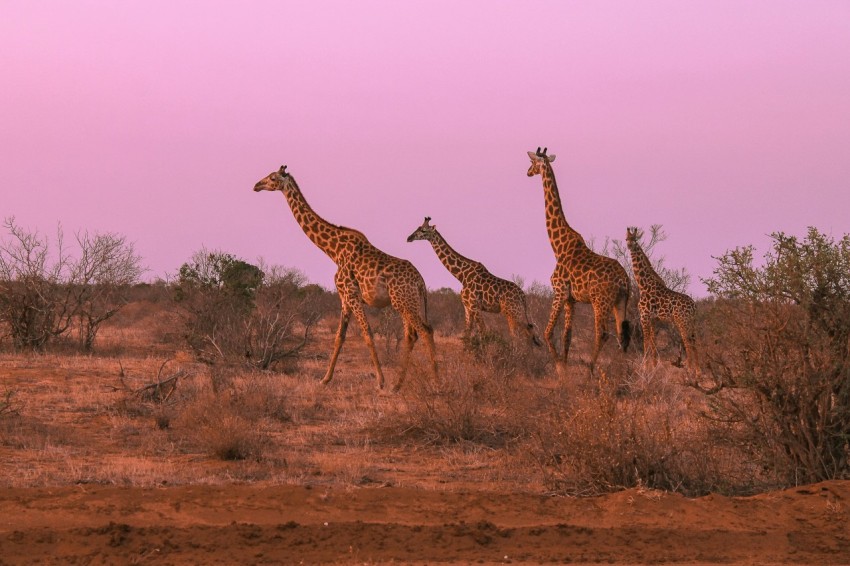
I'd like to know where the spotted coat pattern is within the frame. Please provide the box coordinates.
[625,227,699,372]
[526,149,631,370]
[254,166,437,391]
[407,217,541,347]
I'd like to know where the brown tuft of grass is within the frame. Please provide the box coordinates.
[526,363,745,496]
[374,357,543,448]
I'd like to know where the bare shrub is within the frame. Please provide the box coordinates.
[370,307,403,359]
[70,230,145,351]
[0,219,75,351]
[171,370,293,461]
[462,328,549,379]
[529,368,731,496]
[379,360,536,447]
[426,287,465,336]
[174,250,324,371]
[697,228,850,484]
[246,264,326,372]
[0,389,21,418]
[524,280,552,337]
[174,392,270,461]
[0,217,143,352]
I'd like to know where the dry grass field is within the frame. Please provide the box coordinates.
[0,296,849,564]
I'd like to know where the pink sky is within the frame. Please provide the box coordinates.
[2,1,849,295]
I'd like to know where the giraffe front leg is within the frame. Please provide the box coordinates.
[460,288,480,342]
[677,319,700,375]
[545,288,566,363]
[641,313,659,367]
[321,308,351,385]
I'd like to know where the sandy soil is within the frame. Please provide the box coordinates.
[1,480,849,564]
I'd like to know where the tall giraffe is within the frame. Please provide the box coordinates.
[625,227,699,372]
[526,148,631,371]
[406,217,541,347]
[253,165,438,391]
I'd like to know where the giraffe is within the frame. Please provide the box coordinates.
[526,147,631,371]
[625,227,699,372]
[253,165,438,391]
[406,216,542,347]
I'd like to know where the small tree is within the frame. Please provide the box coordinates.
[245,264,324,371]
[0,218,74,350]
[70,230,145,351]
[175,249,264,362]
[0,218,143,352]
[697,227,850,484]
[174,249,323,370]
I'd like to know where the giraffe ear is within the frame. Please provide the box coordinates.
[547,154,556,162]
[527,151,538,160]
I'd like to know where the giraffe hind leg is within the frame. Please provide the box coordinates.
[393,315,438,391]
[588,304,611,374]
[350,301,386,390]
[562,298,576,367]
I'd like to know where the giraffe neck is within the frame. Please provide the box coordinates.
[540,162,587,256]
[427,230,480,284]
[628,242,665,289]
[281,177,360,262]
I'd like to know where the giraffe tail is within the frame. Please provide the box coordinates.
[420,281,434,334]
[529,324,543,347]
[621,320,631,352]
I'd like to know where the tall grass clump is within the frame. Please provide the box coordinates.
[378,359,539,448]
[172,372,291,461]
[529,365,734,496]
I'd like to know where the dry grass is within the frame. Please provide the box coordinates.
[0,296,767,495]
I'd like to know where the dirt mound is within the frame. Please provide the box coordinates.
[2,481,848,564]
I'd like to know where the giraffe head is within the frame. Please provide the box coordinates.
[625,227,643,251]
[526,147,556,177]
[253,165,296,193]
[406,216,438,243]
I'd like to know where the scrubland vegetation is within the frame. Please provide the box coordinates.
[0,220,848,497]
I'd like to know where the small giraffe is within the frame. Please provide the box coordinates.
[625,227,699,372]
[526,148,631,371]
[407,217,542,347]
[254,165,438,391]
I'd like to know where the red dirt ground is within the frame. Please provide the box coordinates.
[1,480,849,564]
